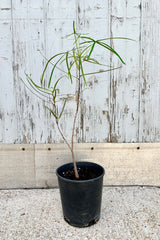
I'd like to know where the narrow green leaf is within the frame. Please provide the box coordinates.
[69,61,75,73]
[52,89,60,100]
[73,34,81,50]
[48,55,64,88]
[44,105,58,119]
[25,73,52,94]
[87,42,95,60]
[97,37,135,42]
[60,55,73,64]
[66,51,73,83]
[53,89,57,99]
[80,37,134,48]
[41,52,66,85]
[96,41,125,64]
[79,40,93,45]
[80,44,93,57]
[83,57,112,68]
[38,49,78,80]
[80,36,95,42]
[72,48,79,69]
[62,33,75,39]
[59,99,67,119]
[83,57,100,65]
[39,47,79,82]
[21,77,51,104]
[25,74,53,101]
[79,58,87,86]
[51,76,65,100]
[73,21,76,34]
[52,76,64,92]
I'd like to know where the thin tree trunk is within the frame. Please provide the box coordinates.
[70,62,81,178]
[55,58,81,179]
[56,119,79,179]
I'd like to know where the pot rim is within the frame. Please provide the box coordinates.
[56,161,105,184]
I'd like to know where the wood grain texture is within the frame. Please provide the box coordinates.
[0,143,160,189]
[109,0,141,143]
[0,0,160,144]
[0,144,35,188]
[139,0,160,142]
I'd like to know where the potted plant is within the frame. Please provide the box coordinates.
[24,21,126,227]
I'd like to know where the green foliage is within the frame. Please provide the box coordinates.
[25,21,128,121]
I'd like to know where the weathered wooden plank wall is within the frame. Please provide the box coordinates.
[0,0,160,144]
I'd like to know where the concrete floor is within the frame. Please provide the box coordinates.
[0,187,159,240]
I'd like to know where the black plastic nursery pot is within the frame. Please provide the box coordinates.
[56,161,105,228]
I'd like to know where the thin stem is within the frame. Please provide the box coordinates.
[71,64,81,150]
[56,119,79,179]
[56,119,72,152]
[53,84,79,179]
[70,57,81,179]
[80,66,122,77]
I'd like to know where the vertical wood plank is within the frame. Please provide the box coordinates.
[77,0,111,143]
[109,0,141,142]
[11,0,51,143]
[45,0,77,144]
[0,0,17,143]
[139,0,160,142]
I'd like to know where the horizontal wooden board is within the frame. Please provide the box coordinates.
[0,143,160,189]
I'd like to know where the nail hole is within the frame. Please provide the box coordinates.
[91,147,94,150]
[48,147,51,151]
[137,146,140,150]
[22,148,25,151]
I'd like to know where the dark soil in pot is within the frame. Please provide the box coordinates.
[56,161,105,228]
[60,165,102,180]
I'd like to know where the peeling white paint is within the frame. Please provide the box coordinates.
[0,0,160,144]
